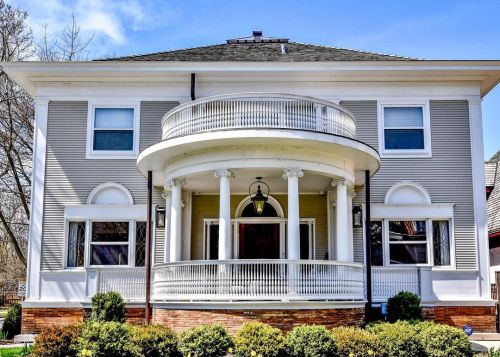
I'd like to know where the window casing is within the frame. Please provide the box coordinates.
[86,103,140,159]
[65,219,148,268]
[379,102,431,158]
[371,218,453,267]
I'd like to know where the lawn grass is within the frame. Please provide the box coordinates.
[0,347,25,357]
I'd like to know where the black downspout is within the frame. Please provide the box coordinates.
[191,73,196,100]
[365,170,372,323]
[145,171,153,324]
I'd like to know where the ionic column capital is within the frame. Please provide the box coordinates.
[331,178,346,187]
[214,169,233,178]
[166,178,186,187]
[282,169,304,180]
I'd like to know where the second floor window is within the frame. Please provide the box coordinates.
[87,105,139,159]
[380,103,431,157]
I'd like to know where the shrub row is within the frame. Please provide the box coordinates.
[31,320,473,357]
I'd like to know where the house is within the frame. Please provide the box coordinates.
[3,31,500,334]
[487,151,500,286]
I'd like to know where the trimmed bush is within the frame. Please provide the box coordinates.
[366,321,425,357]
[285,325,337,357]
[76,321,137,357]
[131,324,180,357]
[387,291,423,322]
[30,324,82,357]
[414,321,473,357]
[234,322,284,357]
[179,324,232,357]
[1,303,21,339]
[331,327,384,357]
[90,291,126,322]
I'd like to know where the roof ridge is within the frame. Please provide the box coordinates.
[289,41,421,60]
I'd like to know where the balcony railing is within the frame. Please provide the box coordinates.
[152,260,365,302]
[161,93,357,140]
[371,267,420,301]
[96,267,146,302]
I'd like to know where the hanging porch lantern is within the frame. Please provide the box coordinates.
[249,177,270,215]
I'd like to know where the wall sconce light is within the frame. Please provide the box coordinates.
[155,206,166,228]
[352,205,363,228]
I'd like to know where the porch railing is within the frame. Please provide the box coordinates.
[371,267,421,301]
[152,260,365,302]
[96,268,146,302]
[161,93,357,140]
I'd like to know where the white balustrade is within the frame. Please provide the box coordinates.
[161,93,357,140]
[152,260,365,302]
[97,268,146,302]
[371,267,420,301]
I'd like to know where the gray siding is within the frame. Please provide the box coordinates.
[342,100,476,270]
[42,101,177,271]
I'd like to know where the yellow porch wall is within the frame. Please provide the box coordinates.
[191,194,328,260]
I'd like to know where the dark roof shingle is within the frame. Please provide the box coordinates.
[487,150,500,237]
[97,42,419,62]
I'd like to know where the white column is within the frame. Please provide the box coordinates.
[283,169,303,260]
[347,187,355,261]
[163,191,172,263]
[215,169,232,260]
[334,178,349,262]
[468,98,490,298]
[26,99,49,300]
[168,179,184,262]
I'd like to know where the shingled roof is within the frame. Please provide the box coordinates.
[98,31,418,62]
[487,150,500,238]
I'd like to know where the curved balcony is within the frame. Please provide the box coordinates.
[161,93,357,140]
[152,260,365,302]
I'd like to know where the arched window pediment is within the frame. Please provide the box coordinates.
[235,195,284,218]
[87,182,134,205]
[385,181,431,205]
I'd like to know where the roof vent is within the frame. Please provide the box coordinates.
[227,31,289,44]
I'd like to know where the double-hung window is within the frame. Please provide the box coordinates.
[87,104,139,159]
[91,222,129,265]
[388,220,428,264]
[379,103,431,157]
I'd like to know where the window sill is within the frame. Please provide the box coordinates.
[380,150,432,159]
[86,151,138,160]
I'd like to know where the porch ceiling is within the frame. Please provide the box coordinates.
[181,168,333,194]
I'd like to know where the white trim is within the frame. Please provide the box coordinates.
[86,182,134,205]
[371,203,453,219]
[151,300,367,310]
[384,181,432,205]
[377,100,432,158]
[85,101,140,159]
[468,98,490,298]
[65,204,147,220]
[26,99,49,300]
[235,195,285,218]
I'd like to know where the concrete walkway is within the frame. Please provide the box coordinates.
[470,333,500,352]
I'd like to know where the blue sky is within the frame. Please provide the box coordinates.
[10,0,500,159]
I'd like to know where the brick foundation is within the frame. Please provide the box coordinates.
[424,306,497,333]
[152,307,365,334]
[21,307,147,334]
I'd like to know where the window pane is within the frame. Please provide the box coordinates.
[300,224,310,260]
[390,244,427,264]
[209,224,219,260]
[384,107,423,127]
[91,245,128,265]
[95,108,134,128]
[389,221,426,241]
[135,222,147,267]
[370,221,383,266]
[92,222,129,242]
[433,221,451,266]
[384,129,424,150]
[93,130,133,151]
[67,222,85,267]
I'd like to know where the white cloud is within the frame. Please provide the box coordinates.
[8,0,179,54]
